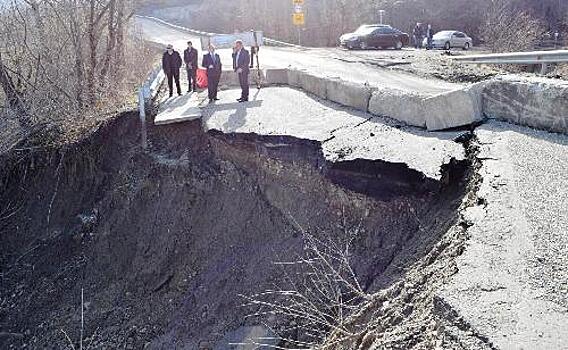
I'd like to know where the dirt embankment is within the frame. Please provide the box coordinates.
[1,110,472,349]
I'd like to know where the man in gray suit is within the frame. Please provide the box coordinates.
[232,40,250,102]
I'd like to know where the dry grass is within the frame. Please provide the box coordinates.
[240,216,372,348]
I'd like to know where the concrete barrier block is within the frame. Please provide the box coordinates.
[287,70,327,99]
[368,88,427,128]
[483,77,568,134]
[219,69,265,88]
[326,78,373,111]
[219,71,238,87]
[424,82,485,131]
[287,69,303,88]
[300,73,328,99]
[264,68,289,85]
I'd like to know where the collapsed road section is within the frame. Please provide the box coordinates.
[0,85,475,349]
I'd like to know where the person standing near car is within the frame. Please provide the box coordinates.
[202,44,222,103]
[412,23,422,49]
[426,24,434,50]
[183,41,198,93]
[162,44,183,97]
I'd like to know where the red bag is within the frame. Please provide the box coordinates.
[196,68,208,89]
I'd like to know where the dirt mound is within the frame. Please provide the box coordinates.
[0,112,470,349]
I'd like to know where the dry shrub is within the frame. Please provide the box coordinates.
[480,0,544,53]
[241,223,371,348]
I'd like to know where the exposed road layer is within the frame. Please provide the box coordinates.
[202,87,464,180]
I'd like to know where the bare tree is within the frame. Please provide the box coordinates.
[0,0,154,137]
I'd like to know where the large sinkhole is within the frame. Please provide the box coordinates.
[0,111,470,349]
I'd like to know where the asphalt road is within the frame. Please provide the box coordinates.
[134,16,460,95]
[441,120,568,349]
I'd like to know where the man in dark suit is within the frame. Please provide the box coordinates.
[183,41,198,93]
[202,44,222,103]
[232,40,250,102]
[162,44,182,97]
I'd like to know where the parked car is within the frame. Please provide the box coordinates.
[424,31,473,50]
[339,25,410,50]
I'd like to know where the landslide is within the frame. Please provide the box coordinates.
[0,111,470,349]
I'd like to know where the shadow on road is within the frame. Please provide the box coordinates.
[206,100,264,133]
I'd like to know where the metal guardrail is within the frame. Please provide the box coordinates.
[136,15,300,48]
[454,50,568,64]
[138,63,166,149]
[453,49,568,74]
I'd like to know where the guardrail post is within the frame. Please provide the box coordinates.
[142,81,151,103]
[540,63,548,75]
[138,88,147,150]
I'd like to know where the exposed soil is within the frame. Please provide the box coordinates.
[326,47,502,84]
[0,107,473,349]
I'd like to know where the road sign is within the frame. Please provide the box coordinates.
[293,13,305,26]
[293,0,304,4]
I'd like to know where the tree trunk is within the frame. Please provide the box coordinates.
[115,0,125,80]
[68,0,84,108]
[0,52,28,122]
[87,0,98,106]
[100,0,117,81]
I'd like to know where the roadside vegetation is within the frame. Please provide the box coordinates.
[0,0,154,152]
[180,0,566,49]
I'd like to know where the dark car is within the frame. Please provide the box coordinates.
[339,25,410,50]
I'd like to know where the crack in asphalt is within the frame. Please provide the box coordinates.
[322,116,374,144]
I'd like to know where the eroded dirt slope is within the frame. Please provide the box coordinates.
[0,111,469,349]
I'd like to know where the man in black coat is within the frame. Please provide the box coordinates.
[232,40,250,102]
[202,44,222,103]
[162,44,182,97]
[183,41,198,93]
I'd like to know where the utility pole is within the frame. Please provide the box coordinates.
[378,10,385,24]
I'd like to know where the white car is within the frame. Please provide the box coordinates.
[424,31,473,50]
